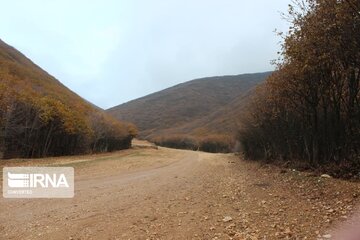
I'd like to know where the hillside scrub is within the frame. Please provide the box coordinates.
[0,42,137,159]
[152,134,234,153]
[152,135,198,151]
[238,0,360,177]
[90,113,137,152]
[199,135,235,153]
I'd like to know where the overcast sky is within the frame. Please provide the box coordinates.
[0,0,289,109]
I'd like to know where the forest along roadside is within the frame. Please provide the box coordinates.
[0,142,359,239]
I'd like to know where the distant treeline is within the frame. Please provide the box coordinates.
[239,0,360,176]
[0,51,137,159]
[150,135,234,153]
[152,135,235,153]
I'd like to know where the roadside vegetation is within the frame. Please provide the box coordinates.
[239,0,360,177]
[0,40,137,159]
[152,134,234,153]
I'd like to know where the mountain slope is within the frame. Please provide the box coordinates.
[107,72,270,140]
[154,88,255,138]
[0,39,136,159]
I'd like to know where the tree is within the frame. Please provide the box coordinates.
[239,0,360,175]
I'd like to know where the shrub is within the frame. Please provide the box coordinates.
[152,135,198,151]
[152,134,235,153]
[199,135,234,153]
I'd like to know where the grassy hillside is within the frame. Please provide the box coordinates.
[152,87,256,138]
[107,72,270,151]
[0,39,136,159]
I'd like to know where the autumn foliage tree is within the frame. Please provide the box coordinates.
[239,0,360,175]
[0,40,137,159]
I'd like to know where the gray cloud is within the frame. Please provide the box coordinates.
[0,0,289,108]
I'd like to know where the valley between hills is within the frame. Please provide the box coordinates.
[1,1,360,239]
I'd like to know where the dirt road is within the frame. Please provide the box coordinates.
[1,140,360,239]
